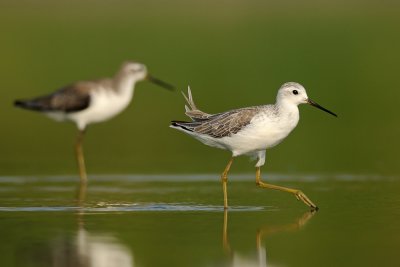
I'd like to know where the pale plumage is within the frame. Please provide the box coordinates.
[171,83,337,210]
[15,61,174,181]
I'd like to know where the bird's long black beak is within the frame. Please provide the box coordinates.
[147,75,175,91]
[307,99,337,117]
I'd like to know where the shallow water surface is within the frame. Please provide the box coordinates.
[0,175,399,267]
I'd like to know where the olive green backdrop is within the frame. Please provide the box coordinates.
[0,0,399,176]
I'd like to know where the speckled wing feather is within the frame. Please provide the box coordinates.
[172,87,262,138]
[176,107,261,138]
[195,107,261,138]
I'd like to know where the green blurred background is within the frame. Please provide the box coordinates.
[0,0,399,176]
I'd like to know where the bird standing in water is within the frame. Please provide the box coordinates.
[15,62,174,182]
[171,83,336,210]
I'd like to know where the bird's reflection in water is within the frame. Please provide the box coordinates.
[68,180,133,267]
[21,181,134,267]
[49,221,133,267]
[222,209,316,267]
[65,211,134,267]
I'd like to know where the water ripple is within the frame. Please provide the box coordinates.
[0,203,271,212]
[0,173,398,183]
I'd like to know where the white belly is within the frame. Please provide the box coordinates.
[190,110,300,157]
[68,89,133,130]
[230,112,299,156]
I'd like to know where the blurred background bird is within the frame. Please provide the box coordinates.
[14,61,174,182]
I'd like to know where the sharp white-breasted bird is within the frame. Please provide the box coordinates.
[15,61,174,181]
[171,83,336,210]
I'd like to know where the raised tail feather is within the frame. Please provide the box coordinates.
[170,86,213,132]
[182,86,211,121]
[182,86,198,113]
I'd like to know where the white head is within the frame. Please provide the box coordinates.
[119,61,148,81]
[277,82,309,105]
[117,61,174,90]
[277,82,337,117]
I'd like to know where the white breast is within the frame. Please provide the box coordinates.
[218,109,300,156]
[68,87,134,130]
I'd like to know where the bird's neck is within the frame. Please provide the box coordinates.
[114,75,137,96]
[276,99,300,117]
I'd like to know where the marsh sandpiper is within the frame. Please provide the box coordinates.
[15,61,174,182]
[171,83,336,210]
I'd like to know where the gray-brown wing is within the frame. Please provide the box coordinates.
[15,81,94,112]
[193,107,260,138]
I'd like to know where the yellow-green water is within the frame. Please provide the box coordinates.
[1,175,399,267]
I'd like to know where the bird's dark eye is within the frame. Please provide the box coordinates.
[292,90,298,95]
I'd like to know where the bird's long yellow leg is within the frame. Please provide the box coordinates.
[76,178,87,207]
[255,167,318,210]
[221,157,234,209]
[75,129,88,183]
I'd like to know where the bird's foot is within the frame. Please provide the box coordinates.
[294,190,318,211]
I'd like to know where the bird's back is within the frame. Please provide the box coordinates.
[14,81,96,113]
